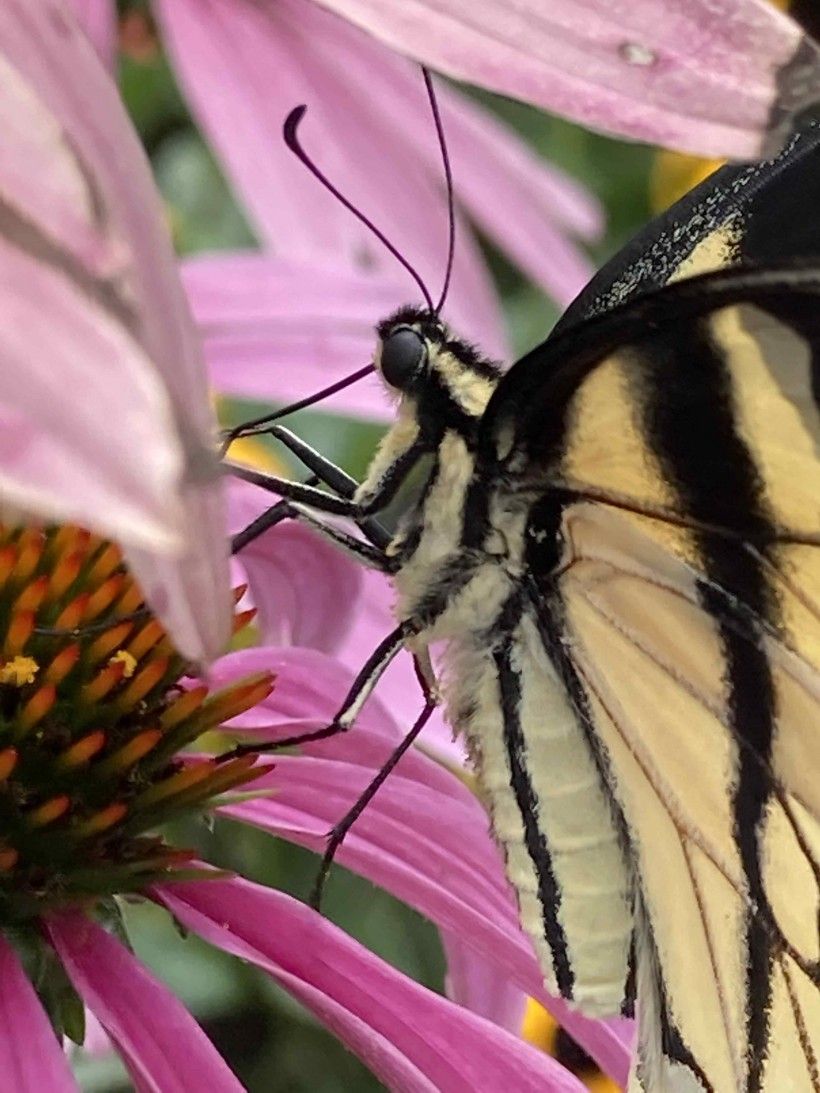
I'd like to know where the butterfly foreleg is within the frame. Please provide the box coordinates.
[258,424,392,549]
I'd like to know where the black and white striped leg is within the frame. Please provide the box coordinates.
[284,504,394,571]
[227,424,391,549]
[308,644,440,909]
[220,622,412,761]
[309,696,436,910]
[231,492,392,572]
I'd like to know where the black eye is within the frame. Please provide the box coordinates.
[379,327,427,390]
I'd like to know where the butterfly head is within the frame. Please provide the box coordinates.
[375,306,501,425]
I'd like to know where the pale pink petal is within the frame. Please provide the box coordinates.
[434,89,599,306]
[221,749,632,1082]
[80,1009,113,1058]
[0,935,78,1092]
[65,0,117,69]
[155,0,605,351]
[228,479,364,650]
[315,0,820,158]
[46,913,242,1093]
[2,2,230,661]
[0,241,183,553]
[441,930,528,1033]
[157,877,589,1092]
[184,254,399,420]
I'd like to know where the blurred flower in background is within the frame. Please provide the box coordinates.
[5,0,820,1090]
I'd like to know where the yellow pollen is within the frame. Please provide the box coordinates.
[0,655,39,687]
[108,649,137,678]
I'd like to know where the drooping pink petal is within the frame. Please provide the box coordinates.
[441,930,527,1033]
[220,747,632,1082]
[228,478,364,651]
[46,913,243,1093]
[314,0,820,158]
[157,876,589,1092]
[0,934,78,1092]
[65,0,117,69]
[2,1,230,662]
[184,254,398,419]
[154,0,509,358]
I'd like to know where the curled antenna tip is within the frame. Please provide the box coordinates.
[281,98,435,312]
[284,104,308,144]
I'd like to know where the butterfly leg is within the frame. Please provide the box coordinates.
[232,489,392,572]
[220,621,413,761]
[309,652,438,910]
[227,423,391,549]
[309,694,436,909]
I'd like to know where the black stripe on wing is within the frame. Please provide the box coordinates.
[479,264,820,548]
[634,318,781,1088]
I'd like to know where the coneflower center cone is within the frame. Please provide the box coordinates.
[0,524,271,926]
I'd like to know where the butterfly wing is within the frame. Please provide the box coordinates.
[479,272,820,1089]
[556,117,820,332]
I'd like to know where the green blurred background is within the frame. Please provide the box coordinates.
[75,4,658,1090]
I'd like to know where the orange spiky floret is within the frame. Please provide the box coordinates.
[46,550,83,602]
[17,684,57,734]
[87,621,135,667]
[3,612,35,658]
[55,731,106,771]
[0,748,18,781]
[44,643,80,685]
[83,574,125,621]
[126,619,164,662]
[0,522,272,925]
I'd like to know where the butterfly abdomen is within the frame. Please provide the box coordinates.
[445,604,633,1015]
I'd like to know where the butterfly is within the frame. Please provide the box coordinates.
[227,102,820,1090]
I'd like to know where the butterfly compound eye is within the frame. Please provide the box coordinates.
[379,327,428,390]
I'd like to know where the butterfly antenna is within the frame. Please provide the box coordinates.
[422,68,456,316]
[222,362,376,447]
[284,106,434,312]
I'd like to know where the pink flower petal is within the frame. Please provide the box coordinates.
[0,935,78,1092]
[184,254,399,419]
[157,876,589,1092]
[315,0,820,158]
[65,0,117,68]
[228,478,364,652]
[206,645,402,737]
[2,1,230,662]
[156,0,508,357]
[222,748,632,1082]
[433,89,599,306]
[46,913,243,1093]
[0,239,184,553]
[441,930,527,1033]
